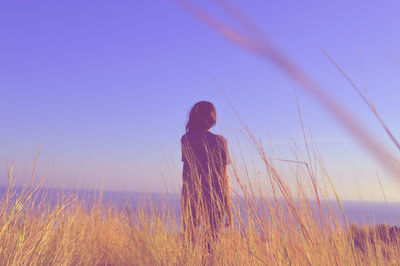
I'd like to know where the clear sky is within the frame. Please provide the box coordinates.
[1,0,400,200]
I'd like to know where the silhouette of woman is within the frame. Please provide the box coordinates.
[181,101,232,247]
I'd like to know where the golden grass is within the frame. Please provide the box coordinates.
[3,91,399,265]
[2,132,400,266]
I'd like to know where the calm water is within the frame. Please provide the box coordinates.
[1,186,399,227]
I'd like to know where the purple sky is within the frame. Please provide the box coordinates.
[1,1,400,200]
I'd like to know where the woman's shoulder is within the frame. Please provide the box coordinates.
[181,131,227,144]
[181,132,189,143]
[181,131,196,143]
[206,132,227,144]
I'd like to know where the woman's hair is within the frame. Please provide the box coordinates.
[186,101,217,132]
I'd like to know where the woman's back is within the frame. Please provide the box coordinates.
[181,131,229,174]
[181,130,230,200]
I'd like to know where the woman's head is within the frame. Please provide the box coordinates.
[186,101,217,132]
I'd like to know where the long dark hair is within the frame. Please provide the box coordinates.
[186,101,217,132]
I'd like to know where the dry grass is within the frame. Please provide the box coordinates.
[2,129,400,266]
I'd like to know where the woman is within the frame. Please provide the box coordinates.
[181,101,232,245]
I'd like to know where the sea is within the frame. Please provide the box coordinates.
[1,186,399,227]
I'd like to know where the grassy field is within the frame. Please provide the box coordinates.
[3,107,399,265]
[2,138,399,266]
[3,75,399,265]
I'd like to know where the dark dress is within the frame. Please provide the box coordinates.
[181,130,230,235]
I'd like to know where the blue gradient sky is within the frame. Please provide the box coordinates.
[1,1,400,200]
